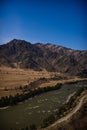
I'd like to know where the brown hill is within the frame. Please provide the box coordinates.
[0,39,87,76]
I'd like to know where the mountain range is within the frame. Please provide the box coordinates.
[0,39,87,76]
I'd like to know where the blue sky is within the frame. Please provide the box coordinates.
[0,0,87,50]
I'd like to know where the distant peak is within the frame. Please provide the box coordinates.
[10,39,26,42]
[10,39,20,42]
[12,39,18,41]
[7,39,31,45]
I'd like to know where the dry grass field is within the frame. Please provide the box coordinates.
[0,67,60,97]
[0,67,52,89]
[0,67,86,98]
[39,77,87,88]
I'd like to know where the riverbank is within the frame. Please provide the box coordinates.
[42,91,87,130]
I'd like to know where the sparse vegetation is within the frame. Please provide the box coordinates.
[56,100,87,130]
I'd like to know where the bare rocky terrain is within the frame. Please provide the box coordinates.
[0,39,87,76]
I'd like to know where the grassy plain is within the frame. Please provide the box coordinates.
[0,67,53,89]
[0,67,58,97]
[0,67,87,97]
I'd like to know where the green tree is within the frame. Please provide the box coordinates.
[25,126,29,130]
[41,114,55,128]
[30,124,37,130]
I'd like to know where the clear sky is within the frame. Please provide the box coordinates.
[0,0,87,50]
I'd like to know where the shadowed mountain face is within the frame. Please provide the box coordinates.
[0,39,87,76]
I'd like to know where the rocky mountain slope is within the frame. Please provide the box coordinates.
[0,39,87,76]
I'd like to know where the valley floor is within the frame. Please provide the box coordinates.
[0,67,86,98]
[0,67,87,130]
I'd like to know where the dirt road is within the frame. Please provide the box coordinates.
[44,94,87,130]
